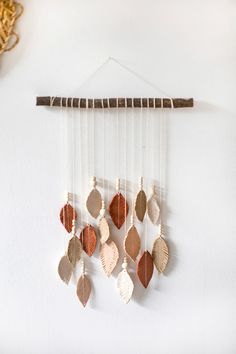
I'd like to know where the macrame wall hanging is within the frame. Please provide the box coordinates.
[37,59,194,307]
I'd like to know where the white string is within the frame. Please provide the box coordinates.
[124,100,127,235]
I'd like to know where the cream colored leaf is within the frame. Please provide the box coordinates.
[76,274,91,307]
[100,240,119,277]
[86,188,102,219]
[152,236,169,273]
[58,255,73,285]
[147,194,160,224]
[99,217,110,244]
[117,269,134,304]
[124,225,141,262]
[135,190,147,222]
[67,236,82,267]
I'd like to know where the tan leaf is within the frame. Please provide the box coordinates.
[135,190,147,222]
[86,188,102,219]
[152,236,169,273]
[76,275,91,307]
[60,203,77,233]
[109,192,129,229]
[137,251,153,288]
[117,269,134,304]
[58,255,73,285]
[100,240,119,277]
[99,217,110,244]
[67,236,82,267]
[80,225,97,257]
[124,225,141,262]
[147,194,160,224]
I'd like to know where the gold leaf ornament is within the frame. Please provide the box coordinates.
[152,227,169,273]
[86,177,102,219]
[124,218,140,262]
[100,240,119,277]
[147,186,160,224]
[135,177,147,222]
[117,258,134,304]
[58,255,73,285]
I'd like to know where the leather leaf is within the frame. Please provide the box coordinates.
[99,217,110,244]
[109,192,129,229]
[58,255,73,285]
[100,240,119,277]
[67,236,82,267]
[124,225,141,262]
[80,225,97,257]
[60,203,77,233]
[137,251,153,288]
[117,269,134,304]
[152,236,169,273]
[86,188,102,219]
[77,275,91,307]
[135,190,147,222]
[147,194,160,224]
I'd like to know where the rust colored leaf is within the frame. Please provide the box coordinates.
[109,192,129,229]
[67,236,82,267]
[60,203,77,233]
[135,190,147,222]
[137,251,154,288]
[58,255,73,285]
[77,275,91,307]
[80,225,97,257]
[124,225,141,262]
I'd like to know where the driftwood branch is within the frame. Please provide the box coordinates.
[36,96,194,109]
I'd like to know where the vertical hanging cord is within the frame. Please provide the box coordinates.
[86,100,90,226]
[77,99,83,265]
[131,100,135,217]
[124,100,127,236]
[159,98,163,226]
[102,100,105,198]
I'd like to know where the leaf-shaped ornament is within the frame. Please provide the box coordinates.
[152,236,169,273]
[100,240,119,277]
[124,225,141,262]
[77,275,91,307]
[99,217,110,244]
[137,251,154,288]
[135,190,147,222]
[60,203,77,233]
[80,225,97,256]
[117,270,134,304]
[67,236,82,267]
[109,192,129,229]
[86,188,102,219]
[58,255,73,285]
[147,194,160,224]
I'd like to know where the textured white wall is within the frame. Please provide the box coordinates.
[0,0,236,353]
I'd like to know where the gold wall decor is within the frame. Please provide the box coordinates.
[0,0,23,55]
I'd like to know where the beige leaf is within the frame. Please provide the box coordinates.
[135,190,147,222]
[100,240,119,277]
[86,188,102,219]
[67,236,82,267]
[152,236,169,273]
[99,217,110,244]
[124,225,141,262]
[147,194,160,224]
[117,269,134,304]
[76,274,91,307]
[58,255,73,285]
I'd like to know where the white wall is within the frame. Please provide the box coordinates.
[0,1,236,353]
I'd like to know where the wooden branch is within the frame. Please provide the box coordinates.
[36,96,194,108]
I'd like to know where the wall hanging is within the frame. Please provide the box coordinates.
[0,0,23,56]
[36,59,194,307]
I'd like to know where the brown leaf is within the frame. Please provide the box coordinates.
[60,203,77,233]
[109,192,129,229]
[124,225,141,262]
[137,251,153,288]
[147,194,160,224]
[152,237,169,273]
[76,275,91,307]
[100,240,119,277]
[80,225,97,256]
[67,236,82,267]
[135,190,147,222]
[58,255,73,285]
[86,188,102,219]
[99,217,110,244]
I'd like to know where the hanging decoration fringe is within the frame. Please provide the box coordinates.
[77,260,92,307]
[147,185,160,225]
[124,215,140,262]
[109,178,129,229]
[135,177,147,222]
[86,176,102,219]
[152,224,169,273]
[117,257,134,304]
